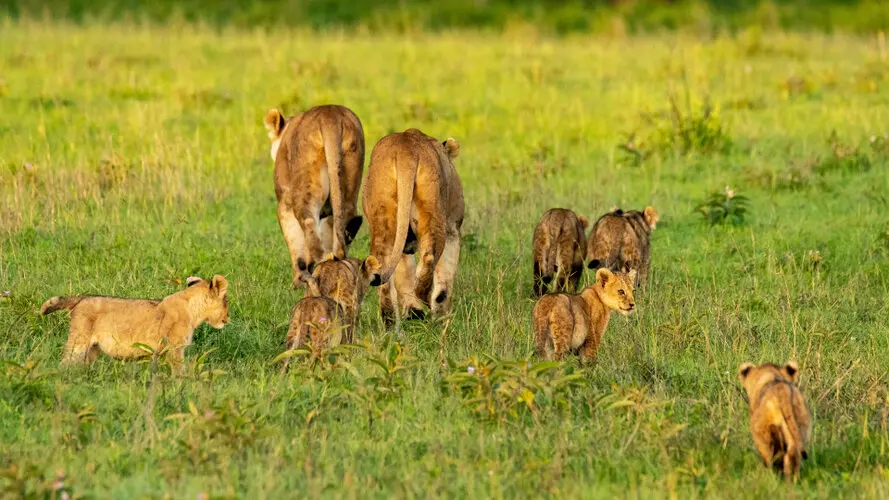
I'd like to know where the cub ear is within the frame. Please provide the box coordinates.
[784,361,799,381]
[644,206,659,230]
[211,275,228,296]
[263,109,286,139]
[627,269,638,287]
[443,138,460,159]
[185,276,202,288]
[738,362,755,380]
[596,267,614,287]
[578,216,589,230]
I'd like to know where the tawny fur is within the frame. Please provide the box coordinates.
[532,208,589,296]
[285,296,346,352]
[264,104,366,286]
[361,128,464,322]
[586,206,658,290]
[532,268,635,363]
[301,254,367,343]
[41,276,230,372]
[738,361,811,482]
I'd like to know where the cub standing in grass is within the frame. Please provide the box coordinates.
[283,277,347,372]
[532,208,589,296]
[738,361,811,482]
[361,128,464,325]
[40,276,229,372]
[587,206,658,289]
[263,104,365,285]
[532,268,635,363]
[301,254,367,343]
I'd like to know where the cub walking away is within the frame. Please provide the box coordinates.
[738,361,811,481]
[587,206,658,289]
[532,268,635,363]
[41,276,230,371]
[532,208,588,296]
[301,254,367,343]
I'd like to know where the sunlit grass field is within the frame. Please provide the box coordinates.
[2,19,889,498]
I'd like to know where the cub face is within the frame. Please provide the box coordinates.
[186,275,230,328]
[738,361,800,394]
[595,268,636,315]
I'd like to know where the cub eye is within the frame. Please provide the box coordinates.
[618,289,625,296]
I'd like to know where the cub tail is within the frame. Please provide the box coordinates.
[40,296,83,315]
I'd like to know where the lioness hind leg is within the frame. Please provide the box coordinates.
[277,201,306,287]
[431,233,460,315]
[414,212,445,306]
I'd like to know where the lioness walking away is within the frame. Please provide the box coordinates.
[361,128,464,322]
[587,206,658,289]
[41,276,229,372]
[532,268,635,363]
[738,361,811,482]
[264,104,365,284]
[532,208,588,296]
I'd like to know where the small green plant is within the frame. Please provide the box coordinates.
[61,405,100,451]
[165,399,267,466]
[343,335,417,429]
[440,356,584,422]
[695,186,749,226]
[1,358,56,407]
[620,90,731,164]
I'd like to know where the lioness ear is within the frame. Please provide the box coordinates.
[443,138,460,159]
[738,362,755,380]
[596,267,613,287]
[578,216,589,230]
[784,361,799,381]
[211,275,228,296]
[644,206,659,230]
[185,276,202,288]
[264,109,286,139]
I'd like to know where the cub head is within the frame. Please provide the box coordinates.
[263,108,290,161]
[595,268,636,315]
[186,275,230,329]
[643,206,659,230]
[738,361,800,396]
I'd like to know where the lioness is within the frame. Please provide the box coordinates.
[532,208,588,296]
[301,254,367,342]
[41,276,229,372]
[738,361,811,481]
[264,104,365,284]
[361,128,464,321]
[587,206,658,289]
[532,268,635,363]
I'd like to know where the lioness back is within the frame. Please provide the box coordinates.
[532,208,588,296]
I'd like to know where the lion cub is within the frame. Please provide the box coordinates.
[285,295,346,353]
[41,276,229,371]
[532,208,589,296]
[302,255,367,343]
[532,268,635,363]
[738,361,811,481]
[587,206,658,289]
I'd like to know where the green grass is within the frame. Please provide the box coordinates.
[2,18,889,498]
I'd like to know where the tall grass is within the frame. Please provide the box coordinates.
[1,20,889,497]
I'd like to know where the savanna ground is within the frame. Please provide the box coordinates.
[2,12,889,499]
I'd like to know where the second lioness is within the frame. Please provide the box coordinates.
[362,128,464,320]
[264,104,365,285]
[532,208,588,296]
[587,206,658,289]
